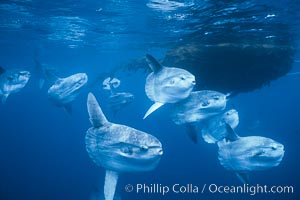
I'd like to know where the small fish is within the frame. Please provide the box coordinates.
[144,54,195,119]
[108,92,134,114]
[0,66,30,103]
[48,73,88,114]
[217,124,284,184]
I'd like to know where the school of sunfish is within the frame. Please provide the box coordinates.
[0,54,285,200]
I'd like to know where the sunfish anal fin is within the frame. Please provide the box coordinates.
[143,102,164,119]
[0,66,6,75]
[225,123,239,142]
[236,172,250,184]
[1,94,9,104]
[186,124,198,144]
[146,54,163,73]
[87,93,109,128]
[104,170,119,200]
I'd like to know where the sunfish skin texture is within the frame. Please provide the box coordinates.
[85,93,163,173]
[0,69,30,103]
[48,73,88,106]
[218,136,284,172]
[144,54,195,119]
[171,90,227,125]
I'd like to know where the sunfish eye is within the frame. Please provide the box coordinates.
[140,145,148,151]
[213,96,220,100]
[180,76,185,80]
[271,146,277,150]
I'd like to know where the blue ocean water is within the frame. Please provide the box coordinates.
[0,0,299,200]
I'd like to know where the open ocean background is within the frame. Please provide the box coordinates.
[0,0,299,199]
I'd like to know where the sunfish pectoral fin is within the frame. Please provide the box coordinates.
[185,124,198,144]
[236,172,250,184]
[146,54,163,73]
[39,79,45,89]
[143,102,164,119]
[224,123,239,142]
[0,66,6,75]
[45,69,60,84]
[1,93,9,104]
[104,170,119,200]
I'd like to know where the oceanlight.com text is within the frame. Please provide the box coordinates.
[207,183,294,195]
[124,183,294,196]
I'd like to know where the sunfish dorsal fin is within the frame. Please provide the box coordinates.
[104,170,119,200]
[87,93,108,128]
[143,102,164,119]
[225,123,239,142]
[236,172,250,184]
[146,54,163,73]
[186,124,198,144]
[45,69,60,83]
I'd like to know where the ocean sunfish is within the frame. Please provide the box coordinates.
[0,67,30,103]
[86,93,163,200]
[144,54,195,119]
[171,90,227,125]
[201,109,239,144]
[171,90,227,143]
[48,73,88,114]
[108,92,134,114]
[218,125,284,184]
